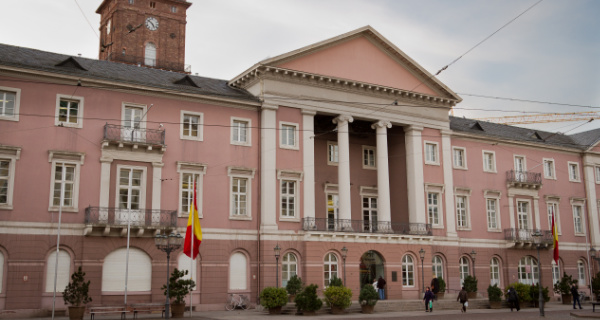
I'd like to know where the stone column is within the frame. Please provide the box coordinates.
[302,110,316,220]
[508,195,516,229]
[441,130,457,237]
[583,157,600,246]
[99,158,112,208]
[533,196,541,230]
[333,114,353,221]
[261,104,278,230]
[404,125,426,224]
[152,162,163,210]
[371,120,392,223]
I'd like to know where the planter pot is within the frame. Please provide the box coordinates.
[289,294,296,302]
[436,292,445,299]
[561,294,572,305]
[331,305,345,314]
[489,301,502,309]
[171,303,186,318]
[67,306,85,320]
[268,306,282,315]
[467,292,477,299]
[361,304,375,314]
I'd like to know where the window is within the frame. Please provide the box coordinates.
[552,261,560,286]
[229,252,248,290]
[517,201,529,230]
[231,118,251,146]
[228,167,255,219]
[171,5,177,12]
[0,86,20,121]
[453,147,466,169]
[456,195,469,229]
[149,1,156,8]
[48,151,83,212]
[424,142,439,165]
[483,151,496,172]
[327,141,338,165]
[326,193,339,231]
[362,146,376,169]
[282,253,298,288]
[543,159,556,179]
[547,201,561,234]
[102,248,151,292]
[402,255,414,286]
[178,254,198,286]
[459,257,470,286]
[578,260,586,286]
[280,122,298,149]
[45,249,70,292]
[362,196,378,232]
[432,256,444,279]
[144,42,156,66]
[281,180,296,218]
[180,111,203,141]
[596,166,600,183]
[573,205,584,234]
[122,104,146,142]
[486,198,499,230]
[569,162,580,182]
[490,258,500,286]
[119,168,143,210]
[55,95,83,128]
[0,159,10,206]
[518,256,538,285]
[514,156,526,182]
[427,192,440,226]
[178,162,206,217]
[324,253,338,287]
[128,0,134,4]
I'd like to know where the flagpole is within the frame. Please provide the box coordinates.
[190,181,194,318]
[125,209,131,305]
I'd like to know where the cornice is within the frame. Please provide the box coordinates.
[450,131,583,154]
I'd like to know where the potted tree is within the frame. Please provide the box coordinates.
[358,284,378,314]
[553,272,576,305]
[294,284,323,315]
[437,277,446,299]
[260,287,288,314]
[286,275,303,302]
[323,284,352,314]
[63,266,92,320]
[591,272,600,301]
[162,268,196,318]
[487,284,503,309]
[464,275,478,299]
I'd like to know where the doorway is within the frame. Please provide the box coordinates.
[359,250,385,288]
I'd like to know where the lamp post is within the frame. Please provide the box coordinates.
[155,232,184,320]
[274,244,281,288]
[531,231,544,317]
[419,248,425,294]
[470,250,477,277]
[341,246,348,286]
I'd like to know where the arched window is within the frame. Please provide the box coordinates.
[578,260,586,286]
[432,255,444,279]
[229,252,247,290]
[402,255,414,286]
[177,253,198,289]
[490,258,500,286]
[282,252,298,288]
[324,253,338,286]
[102,248,151,292]
[144,42,156,66]
[518,256,538,285]
[45,249,70,292]
[459,256,470,286]
[551,260,561,285]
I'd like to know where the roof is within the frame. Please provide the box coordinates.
[449,116,600,150]
[0,43,258,104]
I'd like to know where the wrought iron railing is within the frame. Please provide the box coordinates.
[103,124,166,146]
[302,218,431,236]
[108,54,190,73]
[85,206,177,228]
[504,228,553,245]
[506,170,542,185]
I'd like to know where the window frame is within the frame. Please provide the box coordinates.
[595,166,600,184]
[454,188,471,230]
[432,255,444,279]
[401,254,415,287]
[484,190,502,232]
[282,252,298,288]
[45,249,72,293]
[180,110,204,141]
[361,188,378,232]
[231,117,251,146]
[578,260,586,286]
[568,162,581,182]
[0,146,20,210]
[279,121,299,150]
[516,199,531,231]
[572,203,585,235]
[323,252,339,287]
[55,94,84,128]
[48,150,84,213]
[452,146,467,170]
[518,256,539,285]
[327,141,338,166]
[425,183,444,228]
[228,166,255,220]
[543,158,556,180]
[424,141,440,165]
[229,252,248,291]
[0,86,20,122]
[482,150,497,173]
[490,257,500,287]
[277,170,302,221]
[546,199,561,235]
[115,165,147,211]
[459,256,470,286]
[362,145,376,169]
[177,162,206,218]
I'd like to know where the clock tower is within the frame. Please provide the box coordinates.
[96,0,192,73]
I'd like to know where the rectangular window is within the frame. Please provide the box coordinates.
[280,123,298,149]
[231,177,248,216]
[573,205,584,234]
[171,5,177,12]
[483,151,496,172]
[150,1,156,8]
[56,96,83,128]
[547,202,561,234]
[0,87,20,121]
[119,168,143,210]
[453,147,466,169]
[177,162,206,217]
[52,163,76,207]
[552,263,560,286]
[596,166,600,183]
[569,162,580,182]
[231,118,251,146]
[181,173,200,215]
[427,192,440,226]
[362,146,376,169]
[362,196,378,232]
[543,159,555,179]
[487,199,499,230]
[326,193,339,231]
[0,159,11,205]
[327,141,338,165]
[517,201,529,230]
[180,111,203,141]
[281,180,296,218]
[456,195,468,228]
[424,142,439,165]
[128,0,134,4]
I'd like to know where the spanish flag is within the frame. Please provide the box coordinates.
[183,181,202,259]
[551,211,559,264]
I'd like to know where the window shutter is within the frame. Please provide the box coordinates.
[45,250,70,292]
[102,248,151,292]
[229,253,247,290]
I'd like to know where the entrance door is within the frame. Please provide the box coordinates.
[327,194,339,231]
[517,201,529,240]
[359,251,384,289]
[122,106,144,142]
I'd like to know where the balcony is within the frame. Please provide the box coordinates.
[103,124,166,149]
[506,170,542,189]
[302,218,431,236]
[504,228,553,247]
[84,206,178,236]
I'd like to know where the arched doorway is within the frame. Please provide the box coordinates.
[359,250,384,288]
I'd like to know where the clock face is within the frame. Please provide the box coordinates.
[145,17,159,31]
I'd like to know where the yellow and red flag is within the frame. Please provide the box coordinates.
[552,211,559,264]
[183,181,202,259]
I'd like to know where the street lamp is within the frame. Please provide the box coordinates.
[419,248,425,294]
[341,247,348,286]
[155,232,184,320]
[274,244,281,288]
[470,250,477,277]
[531,231,545,317]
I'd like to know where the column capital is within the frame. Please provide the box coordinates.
[333,114,354,125]
[404,125,424,133]
[371,120,392,130]
[301,109,317,116]
[262,103,279,111]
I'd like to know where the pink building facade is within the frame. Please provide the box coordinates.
[1,24,600,314]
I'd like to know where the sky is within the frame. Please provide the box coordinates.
[1,0,599,134]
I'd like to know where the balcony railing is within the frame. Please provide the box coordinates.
[103,124,166,146]
[504,228,553,245]
[302,218,431,236]
[506,170,542,186]
[85,206,177,229]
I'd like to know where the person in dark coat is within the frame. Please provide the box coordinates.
[571,284,583,309]
[457,286,468,313]
[377,276,387,300]
[430,275,440,300]
[423,287,435,312]
[507,286,520,311]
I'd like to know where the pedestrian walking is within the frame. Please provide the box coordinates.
[507,286,520,311]
[457,286,468,313]
[431,275,440,300]
[377,276,387,300]
[372,278,378,291]
[423,287,435,312]
[571,284,583,309]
